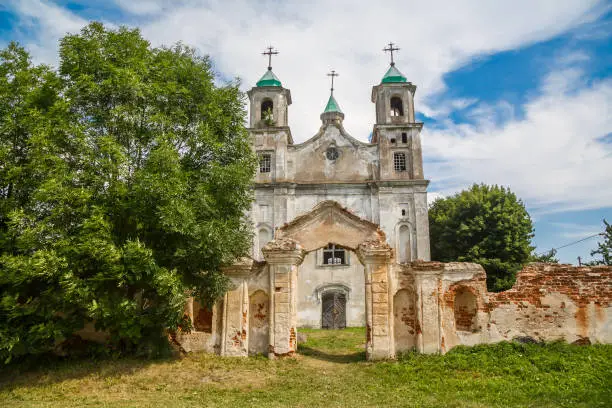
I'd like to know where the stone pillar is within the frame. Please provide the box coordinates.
[414,269,442,353]
[358,240,394,360]
[220,261,255,357]
[262,238,305,358]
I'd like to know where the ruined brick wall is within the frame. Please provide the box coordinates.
[393,262,611,354]
[486,264,611,345]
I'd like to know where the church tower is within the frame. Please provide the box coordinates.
[247,46,293,186]
[371,43,424,181]
[371,43,430,262]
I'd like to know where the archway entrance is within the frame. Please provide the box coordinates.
[262,201,394,361]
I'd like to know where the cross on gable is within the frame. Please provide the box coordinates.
[262,46,279,70]
[383,42,400,66]
[327,70,339,94]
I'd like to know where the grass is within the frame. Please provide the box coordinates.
[1,327,610,407]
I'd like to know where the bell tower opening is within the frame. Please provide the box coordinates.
[390,96,404,117]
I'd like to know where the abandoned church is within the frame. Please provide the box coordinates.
[176,47,612,360]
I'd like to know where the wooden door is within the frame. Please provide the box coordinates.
[322,291,346,329]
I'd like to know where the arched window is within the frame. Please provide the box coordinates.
[390,97,404,117]
[398,224,411,263]
[261,99,274,123]
[258,228,272,259]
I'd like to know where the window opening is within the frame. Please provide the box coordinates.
[390,138,396,144]
[326,147,339,160]
[261,99,274,122]
[322,243,347,265]
[390,97,404,117]
[394,152,407,172]
[401,209,406,216]
[401,132,408,143]
[259,153,271,173]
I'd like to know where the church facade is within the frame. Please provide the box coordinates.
[171,49,611,360]
[249,59,430,329]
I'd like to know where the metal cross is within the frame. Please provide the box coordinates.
[383,42,400,66]
[327,70,339,94]
[262,46,279,70]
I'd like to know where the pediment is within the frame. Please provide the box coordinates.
[290,122,374,151]
[276,201,385,252]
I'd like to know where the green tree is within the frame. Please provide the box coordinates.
[590,219,611,265]
[429,184,534,291]
[0,23,255,363]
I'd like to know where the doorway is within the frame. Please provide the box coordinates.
[321,291,347,329]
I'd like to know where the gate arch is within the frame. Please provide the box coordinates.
[262,200,394,360]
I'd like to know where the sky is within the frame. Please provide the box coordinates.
[1,0,610,264]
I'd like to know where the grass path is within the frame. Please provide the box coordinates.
[1,327,611,407]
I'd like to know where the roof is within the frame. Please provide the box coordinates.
[256,69,282,87]
[381,65,407,83]
[323,94,343,113]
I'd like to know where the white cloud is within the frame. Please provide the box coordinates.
[102,0,607,143]
[423,68,612,213]
[6,0,87,65]
[549,222,603,239]
[4,0,611,213]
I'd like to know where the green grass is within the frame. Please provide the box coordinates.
[1,327,610,407]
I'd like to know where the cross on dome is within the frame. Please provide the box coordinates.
[383,42,400,66]
[262,46,279,71]
[327,70,339,95]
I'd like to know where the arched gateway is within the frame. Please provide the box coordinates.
[262,201,394,360]
[219,201,395,361]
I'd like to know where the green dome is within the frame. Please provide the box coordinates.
[256,69,282,87]
[381,65,407,83]
[323,94,342,113]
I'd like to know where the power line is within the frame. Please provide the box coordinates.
[537,232,604,256]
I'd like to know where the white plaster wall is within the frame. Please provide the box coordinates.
[297,251,366,328]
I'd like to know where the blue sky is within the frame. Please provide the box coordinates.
[1,0,610,264]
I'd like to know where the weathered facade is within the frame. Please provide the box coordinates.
[175,57,612,360]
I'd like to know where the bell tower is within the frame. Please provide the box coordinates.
[247,46,292,129]
[371,43,430,262]
[371,43,424,181]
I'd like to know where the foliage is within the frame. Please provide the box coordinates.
[589,219,611,265]
[1,328,610,407]
[429,184,535,291]
[262,107,276,127]
[0,23,255,363]
[530,248,559,263]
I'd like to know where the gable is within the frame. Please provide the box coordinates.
[287,124,378,183]
[276,200,385,252]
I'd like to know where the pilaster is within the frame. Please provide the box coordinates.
[262,238,306,358]
[357,240,394,360]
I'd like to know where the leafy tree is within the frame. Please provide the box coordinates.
[590,219,611,265]
[429,184,534,291]
[0,23,255,363]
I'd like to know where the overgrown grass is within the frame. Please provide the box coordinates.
[1,328,610,407]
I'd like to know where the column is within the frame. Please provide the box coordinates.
[220,262,255,357]
[358,240,394,360]
[262,238,305,358]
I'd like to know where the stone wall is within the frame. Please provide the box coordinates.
[176,261,611,359]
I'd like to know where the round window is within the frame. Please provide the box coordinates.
[326,147,339,160]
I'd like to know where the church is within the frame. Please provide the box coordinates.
[249,45,430,330]
[174,45,611,360]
